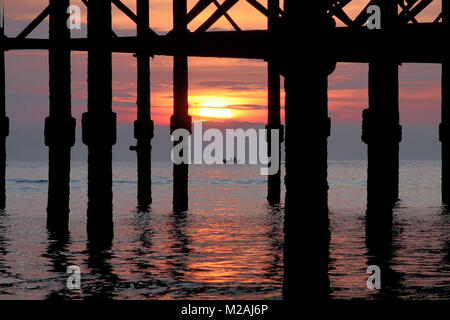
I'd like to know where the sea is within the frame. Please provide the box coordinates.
[0,160,450,300]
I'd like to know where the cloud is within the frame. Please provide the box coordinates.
[194,80,265,92]
[226,104,266,111]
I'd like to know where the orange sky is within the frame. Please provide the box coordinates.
[2,0,444,126]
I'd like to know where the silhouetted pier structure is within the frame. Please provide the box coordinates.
[363,1,401,209]
[0,0,449,299]
[130,0,154,208]
[45,0,76,232]
[171,0,191,212]
[0,11,7,210]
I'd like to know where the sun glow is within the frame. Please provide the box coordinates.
[191,97,234,119]
[200,100,228,108]
[199,107,232,118]
[187,95,264,121]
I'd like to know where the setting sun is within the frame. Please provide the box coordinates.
[189,97,237,119]
[199,107,232,118]
[198,99,232,118]
[201,101,228,108]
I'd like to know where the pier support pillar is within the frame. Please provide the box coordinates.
[267,62,283,204]
[45,0,76,232]
[83,0,116,242]
[267,0,283,204]
[130,0,154,208]
[0,23,8,210]
[171,0,191,212]
[442,65,450,204]
[441,0,450,204]
[364,63,400,208]
[282,0,334,301]
[363,2,400,209]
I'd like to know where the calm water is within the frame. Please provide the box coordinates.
[0,161,285,300]
[1,160,450,299]
[328,160,450,300]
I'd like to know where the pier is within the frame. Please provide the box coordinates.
[0,0,448,300]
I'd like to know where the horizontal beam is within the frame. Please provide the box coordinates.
[1,30,269,59]
[1,23,449,63]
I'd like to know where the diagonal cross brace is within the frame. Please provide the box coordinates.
[111,0,157,36]
[212,0,241,31]
[195,0,239,33]
[328,0,353,26]
[112,0,138,23]
[246,0,268,16]
[398,0,419,24]
[352,0,376,27]
[399,0,433,24]
[83,0,157,37]
[187,0,214,24]
[433,11,442,23]
[16,5,51,39]
[186,0,273,32]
